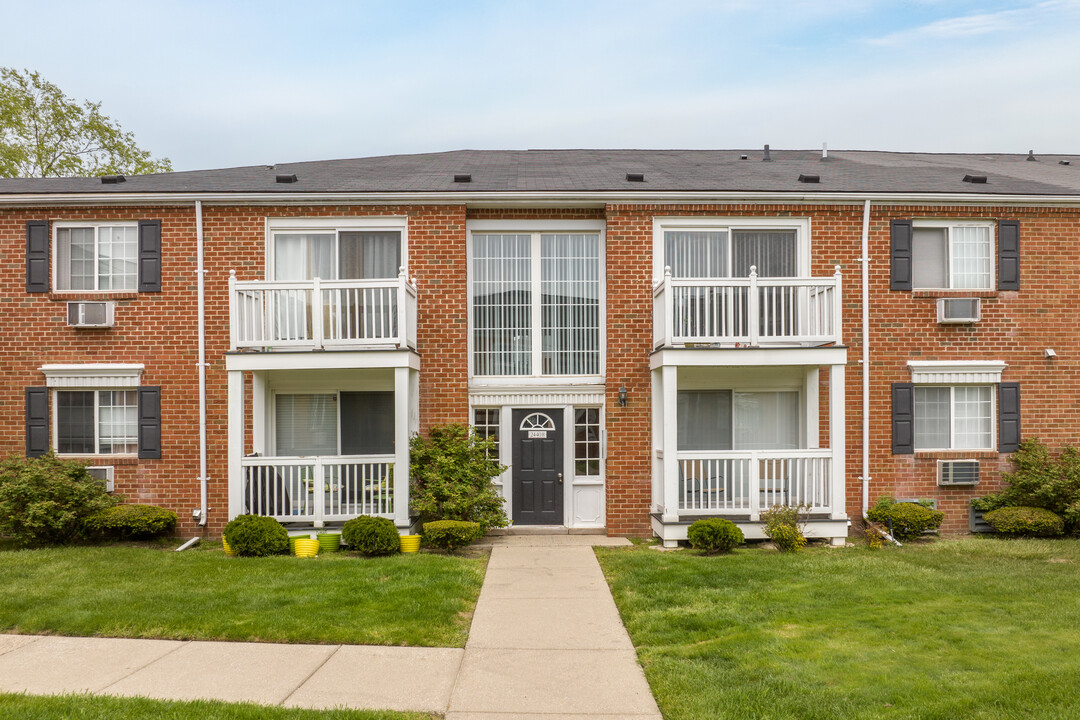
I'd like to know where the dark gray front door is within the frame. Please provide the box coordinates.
[512,409,563,525]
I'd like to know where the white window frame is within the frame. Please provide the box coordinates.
[913,384,996,451]
[572,405,604,482]
[912,219,995,291]
[652,217,811,282]
[52,221,139,293]
[265,216,409,280]
[466,219,606,382]
[52,389,139,457]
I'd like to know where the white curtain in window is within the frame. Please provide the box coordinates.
[733,391,799,450]
[275,394,337,456]
[677,390,733,451]
[274,234,335,281]
[951,226,992,289]
[339,231,400,279]
[57,228,96,291]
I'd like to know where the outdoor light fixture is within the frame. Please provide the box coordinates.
[618,385,628,407]
[1046,349,1057,359]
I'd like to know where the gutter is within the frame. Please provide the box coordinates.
[195,200,208,527]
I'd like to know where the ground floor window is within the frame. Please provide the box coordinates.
[914,385,992,450]
[677,390,799,451]
[56,389,138,455]
[574,407,601,478]
[472,408,500,459]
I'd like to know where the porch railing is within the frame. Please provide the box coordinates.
[676,449,832,516]
[229,268,417,351]
[240,454,394,526]
[653,266,842,348]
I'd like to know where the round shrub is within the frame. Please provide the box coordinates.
[687,518,744,554]
[342,515,400,556]
[87,504,177,539]
[866,496,944,541]
[761,505,808,552]
[223,514,288,557]
[422,520,482,553]
[767,523,807,552]
[0,454,117,546]
[984,506,1065,537]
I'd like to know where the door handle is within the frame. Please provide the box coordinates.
[557,472,563,483]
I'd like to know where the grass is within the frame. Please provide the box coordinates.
[0,544,485,647]
[596,537,1080,720]
[0,692,434,719]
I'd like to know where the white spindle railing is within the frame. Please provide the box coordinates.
[229,268,418,351]
[240,455,395,527]
[653,265,842,348]
[676,449,832,519]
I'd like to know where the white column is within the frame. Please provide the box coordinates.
[394,366,411,528]
[227,369,245,522]
[661,364,680,524]
[805,367,820,449]
[829,363,847,521]
[251,371,267,455]
[651,367,663,512]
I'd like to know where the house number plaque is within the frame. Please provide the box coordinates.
[528,430,548,438]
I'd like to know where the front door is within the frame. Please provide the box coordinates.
[512,409,563,525]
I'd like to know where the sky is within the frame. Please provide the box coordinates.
[2,0,1079,171]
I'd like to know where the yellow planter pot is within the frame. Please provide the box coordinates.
[400,535,421,553]
[293,538,320,558]
[222,538,236,557]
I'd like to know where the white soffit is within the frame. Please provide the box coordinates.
[907,360,1006,384]
[39,364,144,388]
[470,385,606,407]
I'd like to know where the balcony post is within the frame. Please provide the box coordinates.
[397,266,408,349]
[661,364,680,524]
[663,266,673,346]
[748,266,760,347]
[833,265,843,345]
[311,277,323,349]
[829,362,846,520]
[394,366,411,528]
[228,271,238,351]
[749,451,761,522]
[227,369,244,522]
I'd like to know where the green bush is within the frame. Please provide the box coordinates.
[422,520,482,553]
[977,439,1080,533]
[341,515,400,556]
[222,515,288,557]
[687,518,744,554]
[984,506,1065,537]
[761,505,808,552]
[87,504,176,539]
[410,424,509,531]
[867,496,944,541]
[0,454,117,546]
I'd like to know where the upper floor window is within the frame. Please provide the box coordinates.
[656,218,809,281]
[56,224,137,291]
[912,222,993,290]
[267,218,406,281]
[471,224,602,377]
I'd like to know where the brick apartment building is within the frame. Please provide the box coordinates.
[2,149,1077,543]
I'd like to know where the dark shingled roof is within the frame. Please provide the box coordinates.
[1,149,1079,196]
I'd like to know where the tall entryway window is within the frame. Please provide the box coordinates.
[511,409,564,524]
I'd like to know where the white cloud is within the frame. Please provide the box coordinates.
[866,1,1080,46]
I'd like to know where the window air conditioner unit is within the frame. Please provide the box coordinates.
[937,459,980,486]
[67,301,115,328]
[86,466,115,492]
[937,298,980,324]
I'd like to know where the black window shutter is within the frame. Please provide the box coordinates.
[138,387,162,459]
[890,219,913,291]
[892,383,915,454]
[26,221,50,293]
[998,382,1021,453]
[998,220,1020,291]
[138,220,162,292]
[25,387,49,457]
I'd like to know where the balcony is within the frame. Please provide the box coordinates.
[653,266,842,348]
[229,269,417,352]
[676,449,832,517]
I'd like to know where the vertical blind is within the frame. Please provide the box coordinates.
[665,229,796,278]
[275,394,337,456]
[542,233,600,375]
[473,234,532,375]
[678,390,799,450]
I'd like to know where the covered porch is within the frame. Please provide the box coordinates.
[225,350,419,530]
[650,347,848,546]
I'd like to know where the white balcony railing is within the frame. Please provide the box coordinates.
[653,266,842,348]
[240,454,394,525]
[229,268,417,351]
[676,449,832,517]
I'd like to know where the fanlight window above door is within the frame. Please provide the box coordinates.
[519,412,556,432]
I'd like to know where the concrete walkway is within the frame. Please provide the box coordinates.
[0,536,661,718]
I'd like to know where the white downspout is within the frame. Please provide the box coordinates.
[196,200,208,526]
[859,199,872,517]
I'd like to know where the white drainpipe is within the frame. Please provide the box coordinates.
[859,199,872,517]
[196,200,208,526]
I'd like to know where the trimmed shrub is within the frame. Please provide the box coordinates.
[687,518,744,554]
[867,496,944,541]
[222,514,288,557]
[410,424,509,531]
[0,454,117,546]
[422,520,482,553]
[985,506,1065,537]
[342,515,400,556]
[978,439,1080,533]
[761,505,808,552]
[87,504,177,539]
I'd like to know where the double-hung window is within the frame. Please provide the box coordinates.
[56,224,138,291]
[57,390,138,455]
[912,222,993,290]
[271,230,401,282]
[471,224,602,377]
[914,386,993,450]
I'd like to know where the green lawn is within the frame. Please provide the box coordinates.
[596,538,1080,720]
[0,692,433,719]
[0,545,485,647]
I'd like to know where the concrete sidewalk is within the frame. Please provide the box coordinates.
[0,535,661,718]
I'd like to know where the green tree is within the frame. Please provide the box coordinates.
[0,68,171,178]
